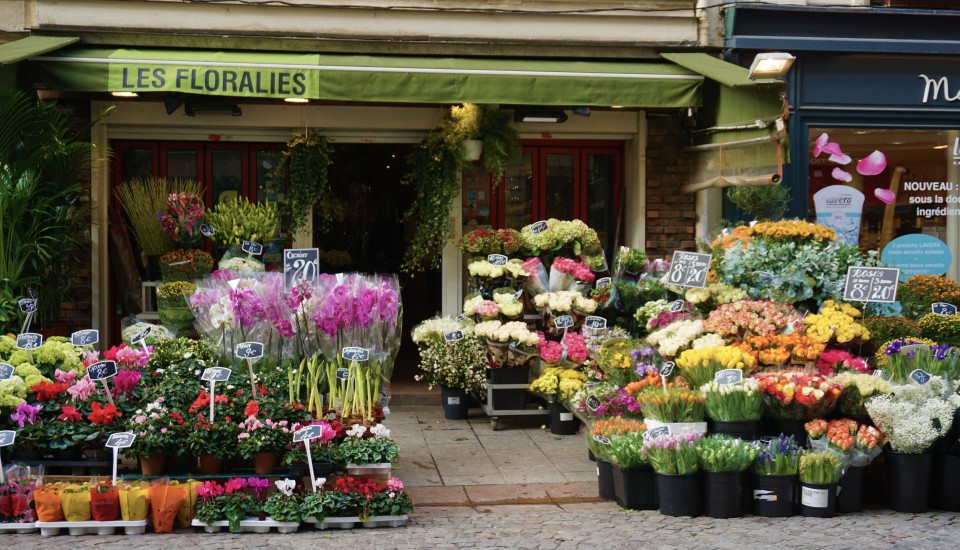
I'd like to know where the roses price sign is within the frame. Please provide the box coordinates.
[667,251,711,289]
[105,432,137,485]
[283,248,320,291]
[842,267,899,303]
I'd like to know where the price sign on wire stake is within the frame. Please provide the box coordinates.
[283,248,320,291]
[715,369,743,385]
[71,329,99,347]
[444,330,465,343]
[487,254,508,266]
[842,267,900,303]
[15,333,42,350]
[586,395,601,412]
[933,302,958,316]
[341,347,370,362]
[592,434,610,445]
[200,224,216,237]
[666,251,712,289]
[293,425,327,493]
[670,300,685,312]
[202,367,232,422]
[88,360,118,407]
[554,315,575,329]
[17,299,36,314]
[644,426,670,441]
[105,432,136,485]
[336,368,350,381]
[0,363,13,381]
[659,361,676,396]
[531,220,548,234]
[595,277,612,289]
[235,342,265,360]
[130,326,152,351]
[0,430,15,483]
[241,241,263,256]
[456,313,468,322]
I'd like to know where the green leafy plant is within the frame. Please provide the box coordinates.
[205,196,280,248]
[799,451,842,484]
[727,184,790,221]
[264,490,303,522]
[696,435,759,472]
[336,435,400,465]
[606,432,649,468]
[268,131,334,238]
[475,106,521,182]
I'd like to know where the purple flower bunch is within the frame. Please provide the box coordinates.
[10,403,42,427]
[577,387,641,419]
[632,346,659,378]
[642,431,702,475]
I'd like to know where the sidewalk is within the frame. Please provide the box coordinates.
[386,405,602,508]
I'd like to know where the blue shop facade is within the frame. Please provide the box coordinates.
[724,4,960,280]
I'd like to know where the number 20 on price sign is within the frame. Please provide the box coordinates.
[842,267,900,304]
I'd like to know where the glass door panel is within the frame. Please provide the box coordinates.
[254,149,283,204]
[503,153,534,230]
[165,149,200,181]
[543,151,576,221]
[585,151,619,258]
[120,148,154,182]
[209,148,243,208]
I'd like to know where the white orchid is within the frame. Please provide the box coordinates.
[274,478,295,497]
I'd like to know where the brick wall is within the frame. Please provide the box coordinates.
[644,113,696,259]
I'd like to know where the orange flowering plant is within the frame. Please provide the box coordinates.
[737,334,826,368]
[897,274,960,320]
[754,371,841,420]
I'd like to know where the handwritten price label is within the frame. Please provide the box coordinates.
[530,220,548,234]
[554,315,575,329]
[87,361,118,381]
[235,342,265,360]
[15,333,42,350]
[910,369,932,385]
[932,302,958,315]
[71,329,99,346]
[293,425,325,443]
[200,224,216,237]
[17,299,37,314]
[444,330,465,343]
[0,364,14,381]
[843,267,899,303]
[241,241,264,255]
[130,326,152,345]
[341,347,370,361]
[0,431,15,447]
[666,251,711,289]
[283,248,320,291]
[487,254,508,266]
[584,316,607,329]
[644,426,671,440]
[659,361,676,378]
[201,367,232,382]
[105,432,136,449]
[715,369,743,385]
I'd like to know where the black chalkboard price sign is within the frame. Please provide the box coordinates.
[0,430,15,447]
[71,329,99,347]
[241,241,264,255]
[487,254,508,266]
[444,330,465,343]
[584,316,607,329]
[715,369,743,385]
[644,426,670,440]
[18,299,36,314]
[200,224,216,237]
[87,360,118,381]
[660,361,676,378]
[842,267,899,303]
[105,432,136,449]
[530,220,548,234]
[293,425,325,443]
[16,333,42,350]
[129,326,152,345]
[201,367,232,382]
[910,369,932,385]
[235,342,265,360]
[666,251,711,289]
[283,248,320,291]
[0,363,13,381]
[554,315,575,329]
[932,302,958,316]
[341,347,370,361]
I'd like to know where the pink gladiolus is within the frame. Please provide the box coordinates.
[857,150,887,176]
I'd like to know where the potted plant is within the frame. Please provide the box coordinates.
[194,478,270,533]
[185,412,240,475]
[125,402,185,475]
[365,477,414,527]
[529,366,587,435]
[267,131,334,239]
[754,371,841,446]
[606,429,657,511]
[752,434,801,517]
[237,412,291,475]
[865,375,958,513]
[643,432,703,517]
[700,377,763,440]
[636,387,706,435]
[262,479,302,532]
[156,281,197,333]
[339,424,399,482]
[159,248,214,282]
[798,451,842,518]
[411,317,487,420]
[205,196,280,250]
[696,435,758,518]
[587,418,644,502]
[46,405,98,460]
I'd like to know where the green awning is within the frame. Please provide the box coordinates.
[29,47,704,108]
[0,36,78,66]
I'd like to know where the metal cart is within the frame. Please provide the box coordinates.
[473,382,548,431]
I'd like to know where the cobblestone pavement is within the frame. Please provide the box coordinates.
[7,502,960,549]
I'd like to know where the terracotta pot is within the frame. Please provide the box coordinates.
[253,451,277,475]
[199,454,223,475]
[140,455,166,476]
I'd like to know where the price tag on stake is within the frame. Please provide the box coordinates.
[660,362,676,378]
[584,316,607,329]
[530,220,548,234]
[130,326,152,346]
[670,300,684,312]
[106,432,136,449]
[235,342,265,360]
[554,315,575,329]
[644,426,670,440]
[0,363,13,381]
[71,329,99,347]
[595,277,612,289]
[586,395,601,412]
[513,289,523,302]
[283,248,320,291]
[873,369,885,378]
[17,299,36,313]
[592,434,610,445]
[487,254,508,266]
[842,266,900,303]
[456,313,468,322]
[341,347,370,361]
[0,430,15,447]
[294,425,325,443]
[932,302,958,315]
[16,333,42,350]
[336,367,350,381]
[666,251,711,289]
[201,367,232,382]
[200,224,216,237]
[241,241,263,255]
[715,369,743,385]
[87,360,118,381]
[444,330,465,343]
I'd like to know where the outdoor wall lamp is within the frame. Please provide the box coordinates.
[514,107,568,123]
[748,52,796,80]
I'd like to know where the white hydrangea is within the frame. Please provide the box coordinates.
[865,377,960,454]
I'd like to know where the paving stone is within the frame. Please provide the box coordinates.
[465,483,551,505]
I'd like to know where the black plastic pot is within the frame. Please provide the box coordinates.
[703,470,748,518]
[596,459,615,501]
[655,472,703,517]
[886,449,932,513]
[549,402,580,435]
[752,473,797,517]
[613,464,657,510]
[934,453,960,512]
[710,420,760,441]
[800,482,838,517]
[837,466,865,513]
[441,387,471,420]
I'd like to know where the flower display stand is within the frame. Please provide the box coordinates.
[473,378,548,431]
[37,519,148,536]
[0,522,37,534]
[190,518,300,534]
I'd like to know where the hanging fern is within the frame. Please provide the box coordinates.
[269,131,334,238]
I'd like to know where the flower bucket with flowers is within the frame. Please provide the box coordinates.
[752,434,801,517]
[696,435,759,518]
[798,451,842,518]
[643,432,703,517]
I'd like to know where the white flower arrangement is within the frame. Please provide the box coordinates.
[411,316,474,345]
[473,320,539,347]
[121,322,174,345]
[219,256,265,273]
[467,259,507,279]
[646,319,704,358]
[691,333,726,350]
[533,291,596,314]
[414,333,488,392]
[865,376,960,454]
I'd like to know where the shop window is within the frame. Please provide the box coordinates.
[806,128,955,250]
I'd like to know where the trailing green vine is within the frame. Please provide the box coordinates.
[269,131,334,238]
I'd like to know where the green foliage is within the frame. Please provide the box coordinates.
[264,492,303,523]
[336,437,400,465]
[696,434,759,472]
[476,107,521,181]
[116,177,202,255]
[268,131,334,237]
[727,184,790,221]
[205,196,280,248]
